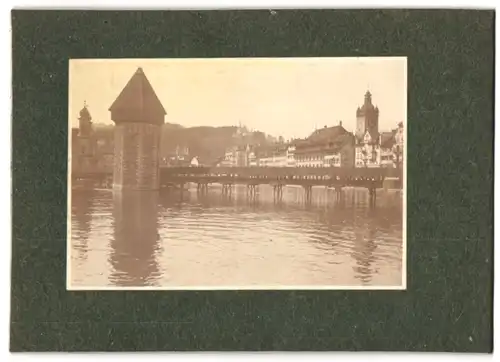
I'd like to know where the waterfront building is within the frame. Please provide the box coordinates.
[379,131,396,168]
[94,125,114,171]
[248,149,258,167]
[221,145,243,167]
[393,122,404,169]
[221,147,236,167]
[220,144,261,167]
[256,144,289,167]
[190,156,200,167]
[236,145,250,167]
[294,122,355,168]
[286,145,296,167]
[72,105,115,173]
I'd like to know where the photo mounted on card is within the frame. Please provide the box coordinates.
[67,57,406,291]
[11,9,493,353]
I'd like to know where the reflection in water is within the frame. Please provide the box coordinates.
[352,227,377,285]
[109,191,161,287]
[71,191,94,263]
[70,184,403,288]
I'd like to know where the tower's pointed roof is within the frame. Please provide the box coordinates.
[79,104,92,121]
[109,67,166,125]
[357,90,377,117]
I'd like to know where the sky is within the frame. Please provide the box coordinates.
[69,57,406,140]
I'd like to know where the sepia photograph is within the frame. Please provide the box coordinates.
[67,57,407,290]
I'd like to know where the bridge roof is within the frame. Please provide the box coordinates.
[109,67,166,125]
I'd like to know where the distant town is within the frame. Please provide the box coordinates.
[71,90,404,174]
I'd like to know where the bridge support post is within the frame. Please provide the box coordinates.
[273,184,283,203]
[334,186,344,203]
[222,184,233,197]
[197,183,209,195]
[368,187,376,207]
[179,183,185,201]
[247,184,258,200]
[303,185,313,204]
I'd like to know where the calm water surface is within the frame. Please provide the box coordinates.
[70,185,403,288]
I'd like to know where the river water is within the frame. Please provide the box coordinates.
[69,184,404,289]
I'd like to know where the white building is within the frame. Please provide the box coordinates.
[221,144,259,167]
[257,144,288,167]
[221,147,237,167]
[294,122,355,168]
[324,153,342,167]
[286,145,296,167]
[258,153,288,167]
[380,131,398,168]
[296,154,324,168]
[355,126,402,168]
[248,151,257,167]
[355,130,381,168]
[393,122,404,169]
[190,156,200,167]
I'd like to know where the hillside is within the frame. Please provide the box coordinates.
[160,125,238,165]
[92,122,274,166]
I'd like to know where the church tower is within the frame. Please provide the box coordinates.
[77,103,96,170]
[355,90,380,141]
[109,67,166,191]
[78,102,93,137]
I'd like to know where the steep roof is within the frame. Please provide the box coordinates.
[79,105,92,121]
[308,125,347,143]
[356,90,379,118]
[109,67,166,125]
[356,128,380,144]
[380,131,396,149]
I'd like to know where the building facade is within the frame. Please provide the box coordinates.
[94,126,114,171]
[220,144,258,167]
[256,144,289,167]
[294,122,355,168]
[162,145,190,166]
[286,145,296,167]
[221,147,236,167]
[379,131,396,168]
[248,149,258,167]
[393,122,404,169]
[72,105,115,174]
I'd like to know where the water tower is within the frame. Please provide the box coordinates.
[109,67,166,191]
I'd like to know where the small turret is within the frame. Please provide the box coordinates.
[364,90,372,105]
[78,102,93,137]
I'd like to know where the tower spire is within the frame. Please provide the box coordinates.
[364,89,372,105]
